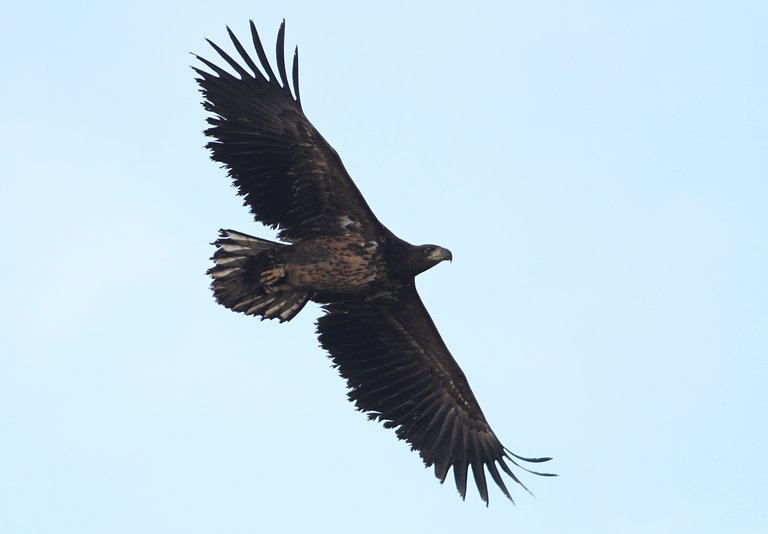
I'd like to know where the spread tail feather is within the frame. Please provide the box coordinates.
[208,229,310,322]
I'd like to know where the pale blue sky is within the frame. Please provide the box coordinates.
[2,1,767,533]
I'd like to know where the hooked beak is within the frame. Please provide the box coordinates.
[428,246,453,263]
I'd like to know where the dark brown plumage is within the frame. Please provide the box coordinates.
[195,20,553,504]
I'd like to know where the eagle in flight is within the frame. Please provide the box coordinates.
[194,21,553,504]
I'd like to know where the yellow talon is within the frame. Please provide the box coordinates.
[260,266,286,285]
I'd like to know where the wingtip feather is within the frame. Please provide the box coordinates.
[275,20,292,97]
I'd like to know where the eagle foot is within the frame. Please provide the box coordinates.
[260,265,286,285]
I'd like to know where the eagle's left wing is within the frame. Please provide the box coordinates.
[316,286,554,504]
[194,22,388,243]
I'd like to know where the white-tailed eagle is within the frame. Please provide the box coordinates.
[194,21,553,504]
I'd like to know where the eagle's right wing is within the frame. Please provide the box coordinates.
[194,21,387,243]
[316,286,555,504]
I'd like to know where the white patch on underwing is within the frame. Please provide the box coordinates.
[337,215,357,232]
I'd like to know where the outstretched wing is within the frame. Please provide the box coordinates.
[194,21,385,243]
[316,287,554,504]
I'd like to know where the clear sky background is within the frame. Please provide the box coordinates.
[2,1,766,533]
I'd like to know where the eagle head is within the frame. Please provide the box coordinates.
[421,245,452,264]
[399,244,452,277]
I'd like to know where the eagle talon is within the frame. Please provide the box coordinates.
[260,266,286,285]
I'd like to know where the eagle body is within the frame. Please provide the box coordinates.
[273,234,385,293]
[195,20,553,504]
[283,236,452,294]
